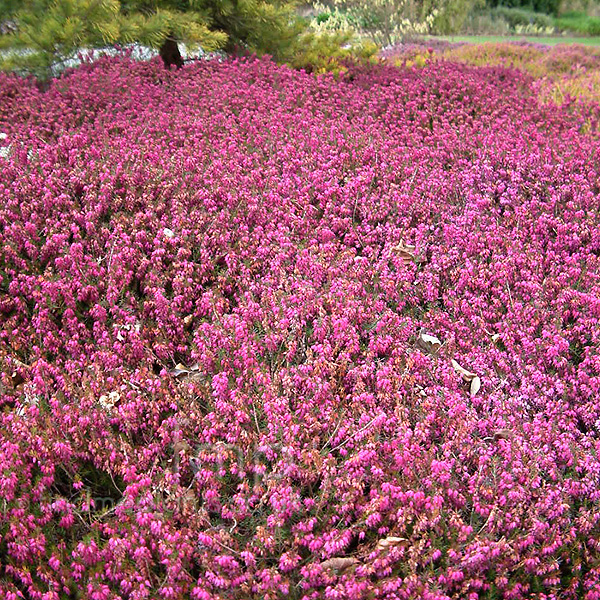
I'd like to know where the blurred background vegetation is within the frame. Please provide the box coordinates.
[0,0,598,81]
[308,0,600,40]
[0,0,378,79]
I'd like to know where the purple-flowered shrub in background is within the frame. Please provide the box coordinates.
[1,54,600,599]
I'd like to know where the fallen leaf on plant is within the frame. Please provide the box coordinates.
[493,429,515,440]
[393,240,416,266]
[98,391,120,411]
[320,557,359,573]
[416,332,442,353]
[451,359,477,382]
[10,370,24,388]
[377,536,408,551]
[170,363,201,380]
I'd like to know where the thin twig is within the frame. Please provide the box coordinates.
[206,533,242,556]
[407,167,419,193]
[320,412,346,452]
[251,399,261,435]
[505,281,514,310]
[352,194,365,248]
[329,415,379,453]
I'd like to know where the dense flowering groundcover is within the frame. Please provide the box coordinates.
[386,42,600,108]
[1,54,600,600]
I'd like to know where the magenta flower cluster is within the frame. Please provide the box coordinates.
[1,54,600,599]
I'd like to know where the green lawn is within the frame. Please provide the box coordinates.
[422,34,600,46]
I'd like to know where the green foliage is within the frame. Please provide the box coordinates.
[427,0,487,34]
[289,30,378,74]
[0,0,225,78]
[193,0,305,56]
[313,0,485,43]
[317,0,437,46]
[554,10,600,34]
[0,0,115,75]
[485,0,561,16]
[464,11,513,33]
[1,0,350,79]
[490,5,554,27]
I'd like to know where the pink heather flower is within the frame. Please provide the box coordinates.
[0,51,599,600]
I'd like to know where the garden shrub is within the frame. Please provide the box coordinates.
[490,6,555,28]
[554,11,600,34]
[1,53,600,599]
[486,0,561,16]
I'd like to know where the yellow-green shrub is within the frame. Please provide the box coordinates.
[538,70,600,105]
[290,31,379,75]
[387,41,600,106]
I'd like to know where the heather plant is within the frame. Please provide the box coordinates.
[442,42,549,73]
[388,42,600,106]
[1,53,600,600]
[445,43,600,106]
[537,67,600,104]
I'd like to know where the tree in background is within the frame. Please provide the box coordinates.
[428,0,487,34]
[0,0,315,78]
[315,0,484,45]
[323,0,438,46]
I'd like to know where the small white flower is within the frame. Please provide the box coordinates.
[0,132,7,141]
[163,228,175,238]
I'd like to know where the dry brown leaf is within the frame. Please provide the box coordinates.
[320,557,359,573]
[10,370,24,388]
[171,363,200,378]
[451,359,477,382]
[377,536,408,551]
[98,391,120,411]
[393,240,416,266]
[416,332,442,354]
[493,429,515,441]
[173,440,191,454]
